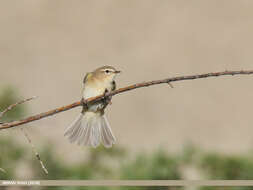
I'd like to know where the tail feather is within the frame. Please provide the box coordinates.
[64,113,83,143]
[101,115,116,148]
[64,113,82,136]
[77,120,88,145]
[64,112,116,148]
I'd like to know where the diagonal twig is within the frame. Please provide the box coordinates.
[20,127,48,175]
[0,167,6,173]
[0,96,48,174]
[0,70,253,130]
[0,96,37,174]
[0,96,37,119]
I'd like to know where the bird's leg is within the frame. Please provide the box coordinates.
[81,98,88,110]
[168,82,174,88]
[103,89,112,106]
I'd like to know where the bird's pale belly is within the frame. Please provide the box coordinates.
[83,86,109,112]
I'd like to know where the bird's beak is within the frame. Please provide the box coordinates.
[115,70,121,74]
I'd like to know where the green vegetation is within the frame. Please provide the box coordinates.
[1,87,253,190]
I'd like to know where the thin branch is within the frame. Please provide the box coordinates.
[0,70,253,130]
[0,96,37,119]
[0,96,37,174]
[20,127,48,175]
[0,96,47,174]
[0,167,6,173]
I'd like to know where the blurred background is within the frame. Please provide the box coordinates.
[1,0,253,189]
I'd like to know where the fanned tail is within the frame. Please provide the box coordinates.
[64,112,116,148]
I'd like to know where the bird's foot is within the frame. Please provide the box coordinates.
[103,89,112,105]
[81,98,88,109]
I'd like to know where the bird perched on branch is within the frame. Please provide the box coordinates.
[64,66,121,148]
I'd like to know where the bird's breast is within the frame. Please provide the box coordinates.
[83,86,105,99]
[83,80,113,99]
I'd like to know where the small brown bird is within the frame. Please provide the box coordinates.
[64,66,121,148]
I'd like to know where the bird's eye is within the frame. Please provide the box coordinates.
[105,70,110,73]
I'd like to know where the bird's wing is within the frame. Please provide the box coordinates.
[112,80,116,91]
[83,72,92,84]
[82,72,92,96]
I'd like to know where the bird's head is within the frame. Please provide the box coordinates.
[93,66,121,82]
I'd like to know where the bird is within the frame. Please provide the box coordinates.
[64,66,121,148]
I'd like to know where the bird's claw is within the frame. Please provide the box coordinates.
[103,89,112,105]
[168,82,174,88]
[81,98,88,109]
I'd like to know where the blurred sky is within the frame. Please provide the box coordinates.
[1,0,253,159]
